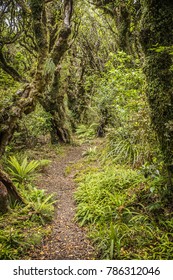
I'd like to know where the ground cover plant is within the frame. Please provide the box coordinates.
[0,154,55,259]
[74,146,173,260]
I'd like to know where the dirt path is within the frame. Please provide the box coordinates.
[32,144,95,260]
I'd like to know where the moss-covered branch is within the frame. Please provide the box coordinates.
[51,0,73,65]
[16,0,31,14]
[0,50,28,83]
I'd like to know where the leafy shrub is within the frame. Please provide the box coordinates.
[6,156,40,184]
[82,146,97,157]
[89,51,157,167]
[105,127,155,167]
[75,165,145,226]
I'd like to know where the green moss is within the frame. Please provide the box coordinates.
[140,0,173,174]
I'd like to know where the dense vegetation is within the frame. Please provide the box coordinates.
[1,0,173,259]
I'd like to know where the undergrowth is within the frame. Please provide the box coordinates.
[74,145,173,260]
[0,206,52,260]
[0,155,55,260]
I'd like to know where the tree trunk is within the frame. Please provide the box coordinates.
[39,68,71,144]
[114,3,131,53]
[49,106,71,144]
[0,167,25,207]
[67,62,90,126]
[0,182,8,214]
[139,0,173,184]
[30,0,73,144]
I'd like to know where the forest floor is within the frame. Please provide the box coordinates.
[28,142,96,260]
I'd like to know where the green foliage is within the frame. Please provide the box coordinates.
[75,124,96,142]
[11,104,52,149]
[0,150,55,260]
[75,164,145,226]
[75,153,173,259]
[5,156,46,184]
[0,211,52,259]
[0,183,55,259]
[105,127,155,167]
[43,58,56,76]
[23,186,56,224]
[6,156,38,183]
[82,146,97,157]
[0,69,21,111]
[93,52,156,166]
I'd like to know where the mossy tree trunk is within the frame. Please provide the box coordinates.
[30,0,73,144]
[139,0,173,185]
[67,62,89,127]
[39,68,71,144]
[0,0,73,154]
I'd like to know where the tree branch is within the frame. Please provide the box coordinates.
[30,0,48,54]
[51,0,73,65]
[0,49,28,83]
[16,0,31,14]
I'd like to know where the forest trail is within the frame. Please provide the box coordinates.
[30,143,96,260]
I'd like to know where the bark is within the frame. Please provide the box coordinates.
[97,107,112,137]
[39,68,71,144]
[0,167,25,206]
[0,50,28,83]
[93,0,116,17]
[67,63,89,126]
[0,181,8,214]
[114,3,131,53]
[15,0,31,14]
[46,0,73,143]
[139,0,173,184]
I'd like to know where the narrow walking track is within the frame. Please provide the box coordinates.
[31,144,95,260]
